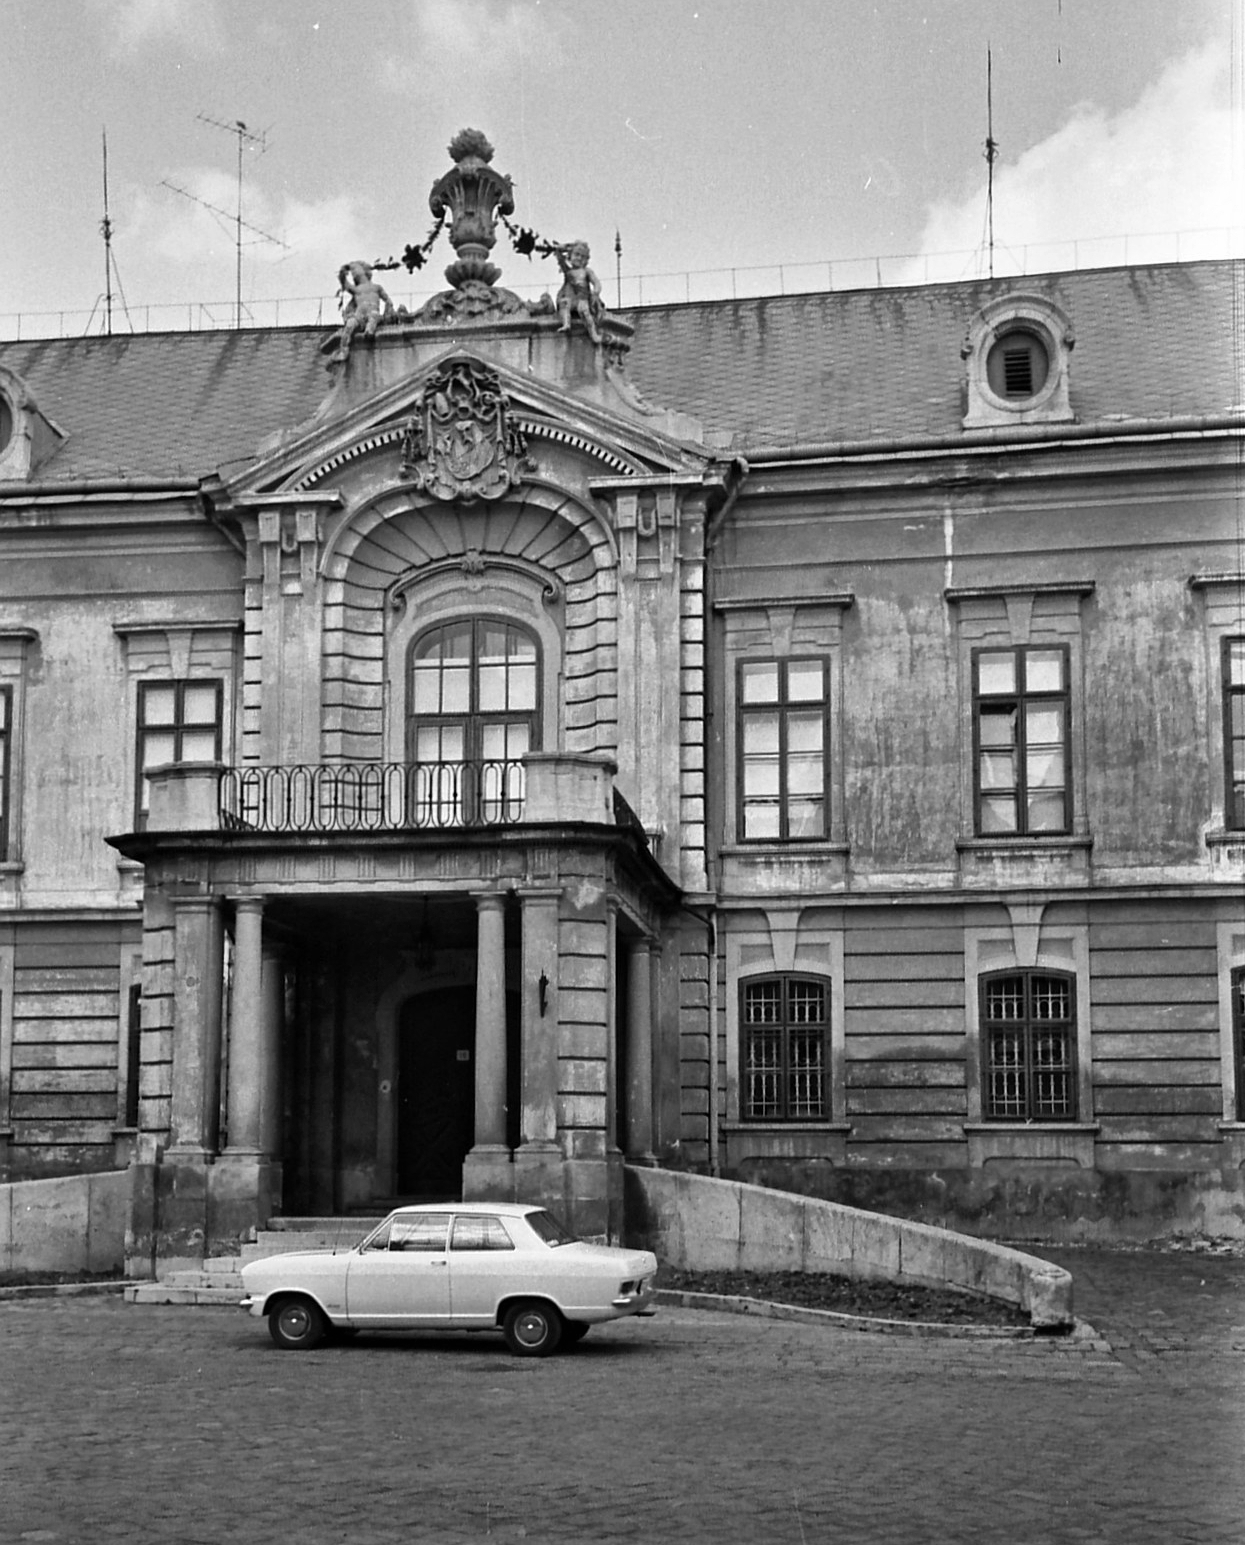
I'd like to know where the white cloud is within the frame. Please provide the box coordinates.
[91,0,224,54]
[902,38,1244,282]
[380,0,567,93]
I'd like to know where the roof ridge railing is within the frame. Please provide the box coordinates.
[4,227,1242,342]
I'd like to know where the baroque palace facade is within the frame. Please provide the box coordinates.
[1,134,1243,1270]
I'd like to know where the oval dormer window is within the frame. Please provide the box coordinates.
[0,393,12,456]
[986,330,1049,399]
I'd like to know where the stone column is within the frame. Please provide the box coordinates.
[462,891,512,1201]
[259,945,284,1159]
[625,937,655,1161]
[214,897,281,1244]
[224,898,265,1154]
[513,886,563,1211]
[167,898,225,1157]
[160,896,224,1269]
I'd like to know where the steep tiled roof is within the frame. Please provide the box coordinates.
[2,261,1240,482]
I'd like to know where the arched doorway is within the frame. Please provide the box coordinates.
[395,985,520,1199]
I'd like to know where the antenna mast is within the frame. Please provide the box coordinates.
[101,129,115,335]
[614,229,622,309]
[984,46,999,280]
[195,113,270,327]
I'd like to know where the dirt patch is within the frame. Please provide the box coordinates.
[657,1267,1030,1327]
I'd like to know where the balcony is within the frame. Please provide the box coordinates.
[145,755,645,842]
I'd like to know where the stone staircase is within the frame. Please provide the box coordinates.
[124,1217,375,1306]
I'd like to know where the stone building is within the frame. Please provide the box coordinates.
[1,136,1243,1270]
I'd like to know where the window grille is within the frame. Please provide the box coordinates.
[742,975,829,1121]
[982,971,1075,1120]
[1233,967,1245,1121]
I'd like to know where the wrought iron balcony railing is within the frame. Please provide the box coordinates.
[219,761,527,834]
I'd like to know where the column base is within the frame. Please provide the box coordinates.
[462,1145,515,1203]
[210,1151,279,1250]
[513,1142,565,1215]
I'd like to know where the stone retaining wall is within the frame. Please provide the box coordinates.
[624,1166,1073,1328]
[0,1171,127,1274]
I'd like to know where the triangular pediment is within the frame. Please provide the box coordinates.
[219,344,716,505]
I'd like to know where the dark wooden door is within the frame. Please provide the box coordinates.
[396,987,476,1199]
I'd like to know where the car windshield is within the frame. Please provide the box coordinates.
[525,1209,578,1247]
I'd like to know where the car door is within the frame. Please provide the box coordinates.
[446,1212,521,1325]
[344,1213,452,1327]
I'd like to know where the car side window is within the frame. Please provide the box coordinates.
[388,1215,450,1252]
[451,1215,516,1252]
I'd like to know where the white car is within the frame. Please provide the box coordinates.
[240,1202,659,1356]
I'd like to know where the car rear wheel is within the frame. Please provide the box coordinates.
[502,1300,563,1357]
[268,1296,327,1351]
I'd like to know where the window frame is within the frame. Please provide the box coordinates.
[134,678,224,827]
[0,684,11,861]
[980,968,1078,1123]
[971,643,1072,838]
[1233,966,1245,1122]
[406,617,542,765]
[736,656,831,843]
[739,973,831,1124]
[1222,636,1245,831]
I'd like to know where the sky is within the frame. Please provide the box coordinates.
[2,0,1242,336]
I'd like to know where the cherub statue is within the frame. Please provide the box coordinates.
[330,261,394,364]
[554,241,604,344]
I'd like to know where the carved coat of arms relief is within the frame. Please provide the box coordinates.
[401,360,531,502]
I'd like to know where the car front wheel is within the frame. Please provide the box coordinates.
[268,1296,327,1351]
[502,1300,563,1357]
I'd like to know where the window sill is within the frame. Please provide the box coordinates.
[722,842,850,856]
[722,1122,850,1165]
[1205,832,1245,870]
[723,1122,852,1133]
[964,1121,1098,1169]
[957,835,1092,886]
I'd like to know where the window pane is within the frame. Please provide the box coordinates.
[1025,748,1064,789]
[412,663,440,714]
[142,732,177,769]
[786,712,823,755]
[740,661,779,704]
[786,660,825,702]
[979,751,1015,790]
[787,981,826,1022]
[389,1215,450,1251]
[451,1215,515,1251]
[980,794,1018,833]
[180,731,217,762]
[1023,651,1064,692]
[786,798,825,838]
[1026,791,1066,831]
[1025,705,1064,746]
[477,665,506,712]
[744,981,783,1023]
[742,803,781,839]
[985,976,1025,1019]
[479,624,508,661]
[182,684,220,725]
[977,652,1016,695]
[743,760,780,798]
[510,662,537,711]
[141,686,178,726]
[1227,640,1245,686]
[0,692,9,730]
[978,708,1016,747]
[786,753,823,796]
[441,663,470,714]
[742,712,780,755]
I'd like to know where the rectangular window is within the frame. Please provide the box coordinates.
[982,971,1076,1120]
[973,646,1070,835]
[742,975,829,1121]
[1234,967,1245,1121]
[136,679,223,825]
[1224,639,1245,829]
[738,658,828,841]
[0,685,11,860]
[124,983,142,1129]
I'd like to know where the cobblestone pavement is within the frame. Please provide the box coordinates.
[2,1249,1243,1545]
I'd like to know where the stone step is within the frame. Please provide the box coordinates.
[125,1278,243,1307]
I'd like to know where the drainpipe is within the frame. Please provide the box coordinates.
[706,912,719,1176]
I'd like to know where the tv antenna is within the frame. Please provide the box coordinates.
[162,114,285,327]
[984,46,999,279]
[98,128,131,335]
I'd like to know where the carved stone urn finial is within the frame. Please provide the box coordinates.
[429,128,516,290]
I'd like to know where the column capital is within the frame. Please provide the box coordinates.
[514,885,563,902]
[230,894,266,915]
[471,889,509,912]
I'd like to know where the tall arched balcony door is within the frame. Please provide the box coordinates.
[408,619,540,826]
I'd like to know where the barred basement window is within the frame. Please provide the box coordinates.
[1233,967,1245,1121]
[1224,638,1245,829]
[973,645,1070,835]
[982,970,1076,1120]
[742,975,829,1121]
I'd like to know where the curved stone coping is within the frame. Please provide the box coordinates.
[625,1167,1073,1329]
[656,1288,1039,1339]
